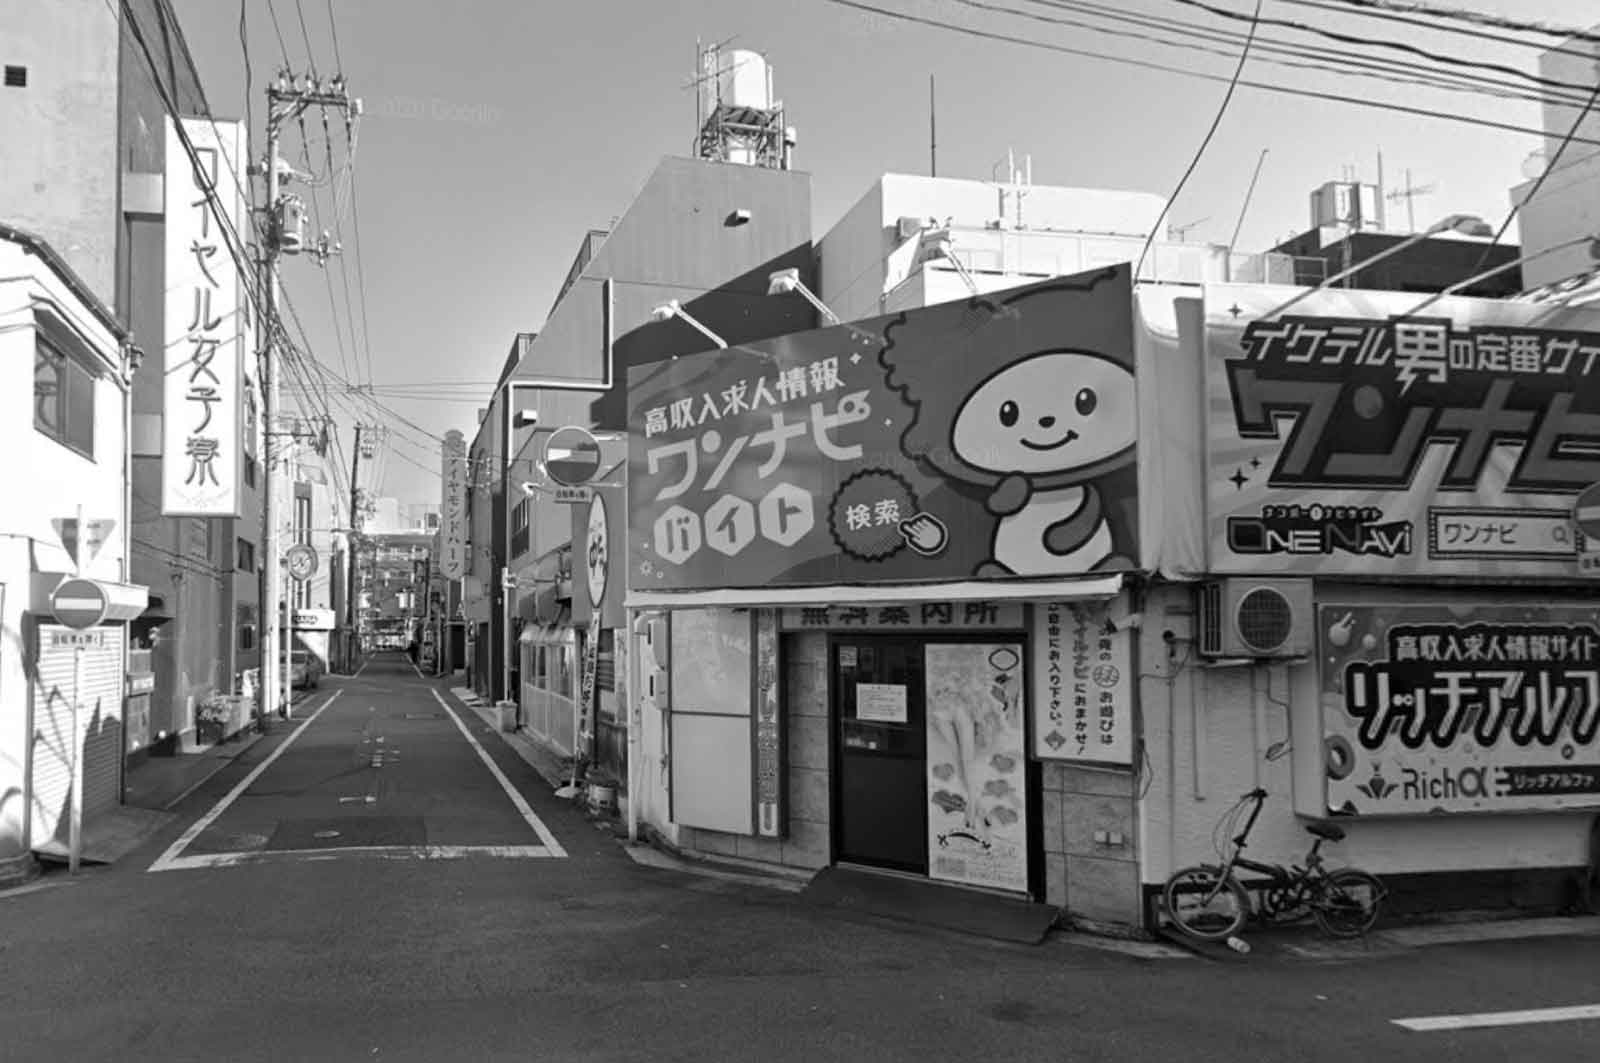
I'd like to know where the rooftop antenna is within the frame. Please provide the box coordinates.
[1386,168,1437,234]
[1227,149,1269,255]
[929,74,937,178]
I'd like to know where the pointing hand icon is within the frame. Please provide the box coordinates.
[899,513,950,557]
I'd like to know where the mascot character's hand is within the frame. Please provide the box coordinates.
[986,474,1032,517]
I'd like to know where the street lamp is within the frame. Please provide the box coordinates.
[1399,233,1600,318]
[767,268,842,326]
[1261,213,1495,320]
[650,299,728,348]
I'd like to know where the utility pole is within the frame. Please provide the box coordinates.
[258,71,361,715]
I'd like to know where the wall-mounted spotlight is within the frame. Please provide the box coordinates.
[767,267,842,326]
[649,299,728,348]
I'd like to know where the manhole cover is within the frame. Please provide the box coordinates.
[313,830,341,840]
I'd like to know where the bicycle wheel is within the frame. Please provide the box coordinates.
[1312,869,1385,938]
[1163,865,1249,940]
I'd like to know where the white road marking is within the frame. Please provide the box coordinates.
[430,687,568,857]
[408,657,424,679]
[147,691,343,873]
[1394,1004,1600,1032]
[354,659,370,678]
[152,844,559,872]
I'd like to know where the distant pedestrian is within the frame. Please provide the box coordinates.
[407,639,419,665]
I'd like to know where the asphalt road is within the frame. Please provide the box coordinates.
[1,654,1596,1062]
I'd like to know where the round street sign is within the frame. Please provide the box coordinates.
[286,543,319,582]
[543,426,602,488]
[51,578,109,631]
[1576,482,1600,540]
[585,494,609,610]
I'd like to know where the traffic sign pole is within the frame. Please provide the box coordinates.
[69,644,83,874]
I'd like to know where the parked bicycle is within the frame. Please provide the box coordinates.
[1163,788,1386,941]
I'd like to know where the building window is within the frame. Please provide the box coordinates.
[4,65,25,88]
[33,337,95,457]
[239,625,256,651]
[236,537,256,572]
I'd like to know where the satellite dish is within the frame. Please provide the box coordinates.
[1522,150,1548,180]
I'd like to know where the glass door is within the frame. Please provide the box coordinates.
[831,638,928,873]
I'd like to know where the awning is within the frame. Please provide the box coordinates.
[625,574,1123,611]
[100,580,149,622]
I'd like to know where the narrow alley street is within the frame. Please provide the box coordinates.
[0,657,1594,1062]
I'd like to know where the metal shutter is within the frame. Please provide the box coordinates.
[30,623,125,849]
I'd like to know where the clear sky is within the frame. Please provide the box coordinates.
[170,0,1598,505]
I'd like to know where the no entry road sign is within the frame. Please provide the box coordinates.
[543,426,602,487]
[51,578,109,630]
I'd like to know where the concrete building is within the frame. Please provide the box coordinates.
[1508,26,1600,291]
[816,169,1295,323]
[2,0,262,809]
[1,0,260,762]
[0,226,147,885]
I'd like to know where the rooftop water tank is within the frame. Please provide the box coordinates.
[702,48,772,115]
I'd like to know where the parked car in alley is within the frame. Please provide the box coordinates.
[290,651,323,690]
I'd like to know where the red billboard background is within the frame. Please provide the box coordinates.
[627,266,1140,592]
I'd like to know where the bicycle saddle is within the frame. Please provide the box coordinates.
[1306,822,1346,842]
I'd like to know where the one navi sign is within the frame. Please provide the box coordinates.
[51,578,109,630]
[1576,482,1600,578]
[542,426,602,488]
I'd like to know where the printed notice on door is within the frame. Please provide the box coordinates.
[856,683,907,723]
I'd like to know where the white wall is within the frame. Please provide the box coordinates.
[1135,585,1594,889]
[817,180,887,323]
[0,251,127,869]
[1511,152,1600,289]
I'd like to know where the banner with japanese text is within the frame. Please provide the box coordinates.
[439,430,467,580]
[1030,600,1133,765]
[1205,285,1600,578]
[163,117,248,517]
[1319,602,1600,816]
[628,267,1139,591]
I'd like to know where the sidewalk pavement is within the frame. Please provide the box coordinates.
[123,728,265,813]
[443,683,1600,961]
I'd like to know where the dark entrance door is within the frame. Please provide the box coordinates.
[831,638,928,874]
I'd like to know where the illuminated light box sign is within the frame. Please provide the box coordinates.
[1319,602,1600,816]
[1205,286,1600,578]
[628,267,1140,592]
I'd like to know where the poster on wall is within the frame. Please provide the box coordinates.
[924,643,1029,893]
[1031,600,1133,765]
[1320,602,1600,816]
[628,267,1139,592]
[1204,285,1600,578]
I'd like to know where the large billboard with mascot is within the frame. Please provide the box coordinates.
[626,266,1139,591]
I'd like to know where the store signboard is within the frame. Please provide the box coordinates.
[1319,602,1600,815]
[439,430,468,580]
[925,643,1029,894]
[1031,600,1133,765]
[162,117,249,518]
[753,609,782,837]
[1204,285,1600,578]
[778,600,1024,632]
[629,267,1139,592]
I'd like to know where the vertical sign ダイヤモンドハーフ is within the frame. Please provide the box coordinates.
[162,117,248,517]
[439,430,467,580]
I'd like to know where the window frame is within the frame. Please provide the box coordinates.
[33,334,96,459]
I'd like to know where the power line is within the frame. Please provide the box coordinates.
[1471,72,1600,275]
[820,0,1600,147]
[1313,0,1600,49]
[1136,0,1263,281]
[1276,0,1578,53]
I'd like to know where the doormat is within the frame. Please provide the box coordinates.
[800,865,1059,945]
[266,815,427,851]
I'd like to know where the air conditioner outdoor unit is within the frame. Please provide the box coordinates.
[1196,578,1314,659]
